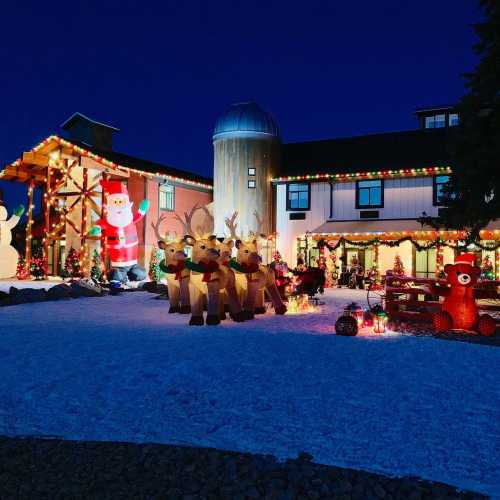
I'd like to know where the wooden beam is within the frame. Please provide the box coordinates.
[22,151,49,167]
[0,165,46,183]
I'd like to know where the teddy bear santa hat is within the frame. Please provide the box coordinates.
[454,253,477,267]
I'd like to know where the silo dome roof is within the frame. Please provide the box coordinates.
[213,101,279,139]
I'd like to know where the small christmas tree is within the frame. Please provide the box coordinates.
[90,249,103,283]
[16,255,30,280]
[393,254,405,275]
[148,246,162,282]
[64,247,82,278]
[30,253,47,280]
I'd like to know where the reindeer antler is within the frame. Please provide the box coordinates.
[224,211,239,239]
[151,214,168,242]
[200,205,214,235]
[174,204,200,236]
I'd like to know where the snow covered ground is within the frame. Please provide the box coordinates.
[0,288,499,497]
[0,278,63,293]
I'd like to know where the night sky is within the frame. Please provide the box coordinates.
[0,0,479,211]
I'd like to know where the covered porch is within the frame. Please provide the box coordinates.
[304,219,500,279]
[0,136,130,277]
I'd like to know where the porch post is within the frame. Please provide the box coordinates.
[43,165,51,270]
[100,172,107,277]
[25,179,35,270]
[80,164,89,275]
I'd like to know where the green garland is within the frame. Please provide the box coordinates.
[317,236,500,252]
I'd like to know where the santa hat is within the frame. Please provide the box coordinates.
[101,180,128,196]
[455,253,476,266]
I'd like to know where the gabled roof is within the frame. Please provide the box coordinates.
[64,138,213,186]
[60,112,120,132]
[1,135,213,190]
[279,128,453,179]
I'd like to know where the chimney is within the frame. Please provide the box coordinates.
[60,112,119,150]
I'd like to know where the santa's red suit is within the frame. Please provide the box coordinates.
[96,212,144,267]
[96,181,147,269]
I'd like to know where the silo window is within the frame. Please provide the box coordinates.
[248,180,256,189]
[248,167,256,176]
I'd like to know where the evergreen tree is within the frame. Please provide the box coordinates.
[64,247,82,278]
[30,252,47,280]
[16,255,30,280]
[90,249,103,283]
[428,1,500,240]
[148,246,162,282]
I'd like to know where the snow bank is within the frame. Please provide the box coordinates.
[0,289,498,496]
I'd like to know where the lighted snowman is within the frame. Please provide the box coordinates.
[0,204,25,279]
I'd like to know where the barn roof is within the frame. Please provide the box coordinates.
[278,128,453,180]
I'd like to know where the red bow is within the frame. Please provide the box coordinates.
[167,261,185,280]
[199,260,220,282]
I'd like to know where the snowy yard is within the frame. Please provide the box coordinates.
[0,288,499,497]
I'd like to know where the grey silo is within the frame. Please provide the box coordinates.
[212,101,281,238]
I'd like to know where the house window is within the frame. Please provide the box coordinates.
[425,114,448,129]
[248,167,256,176]
[159,183,175,211]
[356,180,383,208]
[433,175,450,205]
[448,113,459,127]
[286,183,310,211]
[248,180,256,189]
[434,114,446,128]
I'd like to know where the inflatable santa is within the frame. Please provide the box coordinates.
[90,181,149,284]
[0,204,24,279]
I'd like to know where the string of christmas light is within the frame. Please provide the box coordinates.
[436,243,444,277]
[317,235,500,252]
[1,135,213,190]
[272,166,452,183]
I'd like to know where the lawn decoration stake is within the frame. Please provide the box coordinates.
[432,253,496,336]
[90,181,149,284]
[0,204,24,279]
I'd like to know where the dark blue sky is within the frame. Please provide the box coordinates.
[0,0,479,210]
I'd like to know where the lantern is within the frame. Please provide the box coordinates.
[343,302,364,327]
[335,315,358,336]
[371,305,388,333]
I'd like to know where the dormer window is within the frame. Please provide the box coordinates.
[425,114,446,129]
[448,113,459,127]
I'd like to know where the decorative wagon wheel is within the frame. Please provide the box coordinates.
[367,281,386,311]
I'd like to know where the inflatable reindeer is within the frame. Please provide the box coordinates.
[184,234,224,325]
[225,211,287,318]
[215,238,245,322]
[152,214,191,314]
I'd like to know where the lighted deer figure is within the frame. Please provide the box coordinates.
[183,233,225,325]
[215,237,246,322]
[152,214,191,314]
[225,211,287,318]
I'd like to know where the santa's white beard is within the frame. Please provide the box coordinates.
[107,207,133,228]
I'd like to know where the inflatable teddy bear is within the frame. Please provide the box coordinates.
[432,253,496,336]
